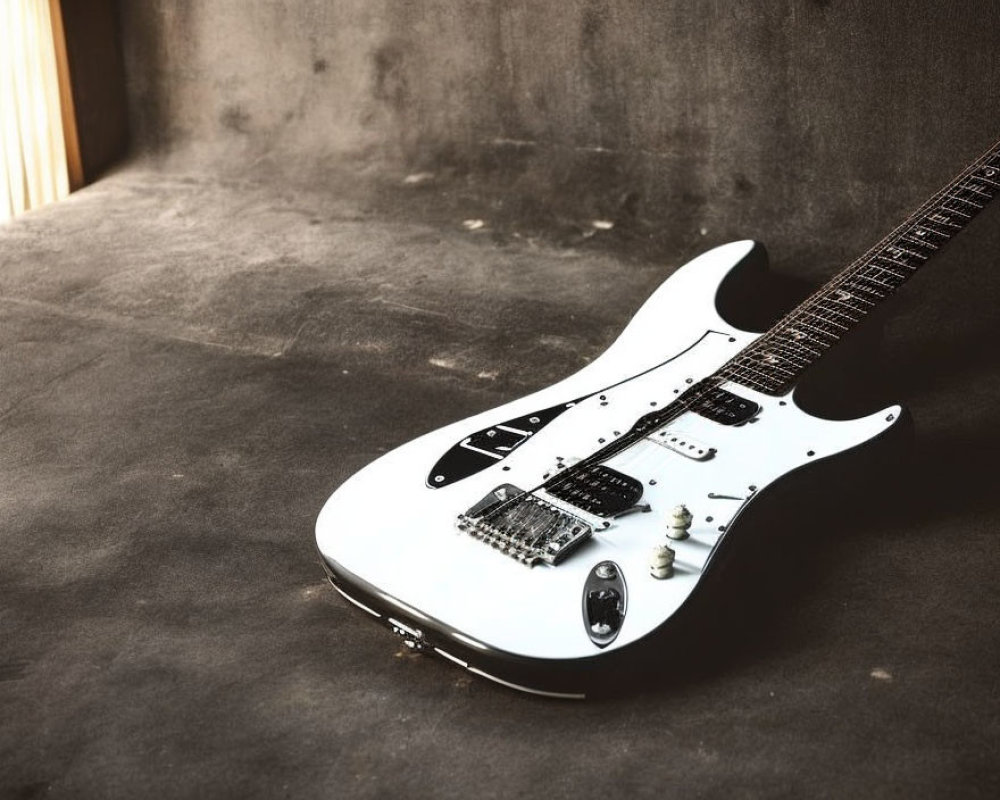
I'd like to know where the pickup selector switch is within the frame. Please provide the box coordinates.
[667,504,693,540]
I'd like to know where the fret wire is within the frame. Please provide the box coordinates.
[882,246,927,262]
[841,281,885,300]
[959,182,992,198]
[760,342,814,368]
[795,319,843,340]
[775,327,827,355]
[760,361,797,378]
[945,192,985,210]
[938,203,973,219]
[804,312,849,332]
[812,300,861,324]
[868,258,914,277]
[720,367,770,392]
[925,213,963,229]
[852,274,895,292]
[775,337,824,358]
[900,233,939,250]
[908,224,949,240]
[872,253,918,271]
[757,354,812,374]
[856,267,901,285]
[918,219,958,237]
[834,292,874,307]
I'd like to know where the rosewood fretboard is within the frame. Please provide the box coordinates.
[718,140,1000,395]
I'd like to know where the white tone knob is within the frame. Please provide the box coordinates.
[649,543,675,579]
[667,504,692,540]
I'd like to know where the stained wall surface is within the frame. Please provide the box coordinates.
[120,0,1000,267]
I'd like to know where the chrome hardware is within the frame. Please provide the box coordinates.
[458,485,593,567]
[583,561,627,647]
[389,617,427,651]
[707,492,745,501]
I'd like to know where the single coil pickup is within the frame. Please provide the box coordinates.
[647,428,715,460]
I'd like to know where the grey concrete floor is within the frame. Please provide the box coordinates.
[1,167,998,798]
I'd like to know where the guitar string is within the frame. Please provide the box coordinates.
[475,137,1000,548]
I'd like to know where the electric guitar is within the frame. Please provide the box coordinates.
[316,140,999,698]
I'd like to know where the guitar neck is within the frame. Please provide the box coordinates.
[719,139,1000,396]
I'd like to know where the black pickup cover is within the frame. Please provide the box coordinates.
[545,464,644,517]
[693,386,760,426]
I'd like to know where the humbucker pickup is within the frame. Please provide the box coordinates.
[692,386,760,426]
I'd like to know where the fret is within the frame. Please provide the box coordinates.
[812,298,862,324]
[945,191,985,210]
[796,316,845,338]
[804,311,849,333]
[778,326,827,356]
[873,252,919,272]
[851,273,897,293]
[938,202,973,219]
[870,256,915,277]
[722,366,775,394]
[756,352,808,376]
[960,181,993,199]
[925,212,963,229]
[761,340,814,368]
[909,224,949,241]
[977,172,1000,189]
[918,219,959,238]
[882,245,927,262]
[780,336,824,358]
[725,363,782,389]
[829,289,874,309]
[860,265,906,285]
[761,360,797,378]
[842,279,887,301]
[900,233,939,250]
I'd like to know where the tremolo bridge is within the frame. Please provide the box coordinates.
[457,466,645,566]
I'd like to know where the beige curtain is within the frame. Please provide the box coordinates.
[1,0,70,223]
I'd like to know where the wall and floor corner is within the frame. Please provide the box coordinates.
[1,2,999,798]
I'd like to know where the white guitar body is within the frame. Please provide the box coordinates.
[316,240,906,698]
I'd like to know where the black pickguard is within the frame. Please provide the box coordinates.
[427,400,580,488]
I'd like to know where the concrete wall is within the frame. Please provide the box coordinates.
[119,0,1000,266]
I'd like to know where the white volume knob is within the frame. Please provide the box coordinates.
[649,543,675,579]
[667,504,693,540]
